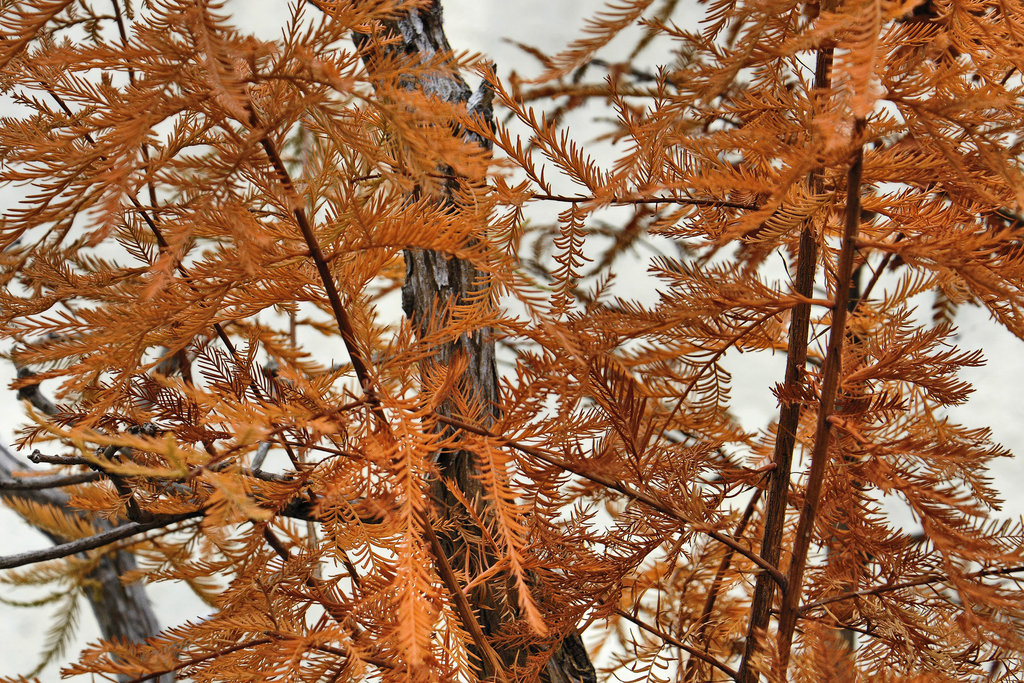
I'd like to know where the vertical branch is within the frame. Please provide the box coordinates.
[737,219,816,681]
[775,117,866,672]
[737,11,838,679]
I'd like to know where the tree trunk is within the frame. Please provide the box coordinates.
[355,3,596,681]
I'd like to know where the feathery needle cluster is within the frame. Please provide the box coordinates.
[2,0,1024,681]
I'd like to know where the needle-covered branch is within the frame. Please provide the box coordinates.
[3,0,1024,680]
[433,413,786,587]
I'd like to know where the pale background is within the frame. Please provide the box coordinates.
[1,0,1021,679]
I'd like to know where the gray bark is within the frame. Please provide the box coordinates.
[356,3,596,681]
[0,441,171,682]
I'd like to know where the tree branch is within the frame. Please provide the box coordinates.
[799,564,1024,615]
[737,21,837,680]
[0,510,203,570]
[0,470,100,490]
[614,608,738,680]
[420,508,510,683]
[434,412,785,588]
[774,118,868,673]
[122,638,274,683]
[0,443,173,682]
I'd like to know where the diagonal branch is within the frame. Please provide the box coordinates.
[613,608,738,680]
[434,412,785,587]
[684,487,762,682]
[256,134,381,407]
[0,438,174,682]
[0,510,204,570]
[419,508,511,683]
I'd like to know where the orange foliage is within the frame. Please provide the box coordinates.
[1,0,1024,681]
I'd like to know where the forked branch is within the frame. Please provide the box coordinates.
[775,118,868,673]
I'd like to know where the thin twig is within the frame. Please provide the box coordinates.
[256,132,380,404]
[531,193,759,211]
[28,450,90,466]
[310,644,391,672]
[0,510,203,570]
[434,412,785,588]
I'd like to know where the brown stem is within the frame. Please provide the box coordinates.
[28,451,90,466]
[613,608,738,680]
[736,184,819,682]
[775,118,867,673]
[737,27,837,682]
[0,471,101,490]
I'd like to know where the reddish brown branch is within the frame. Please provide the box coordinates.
[737,181,820,682]
[256,133,380,405]
[774,118,867,673]
[737,25,838,680]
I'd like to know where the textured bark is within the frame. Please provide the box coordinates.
[0,444,171,683]
[356,3,596,681]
